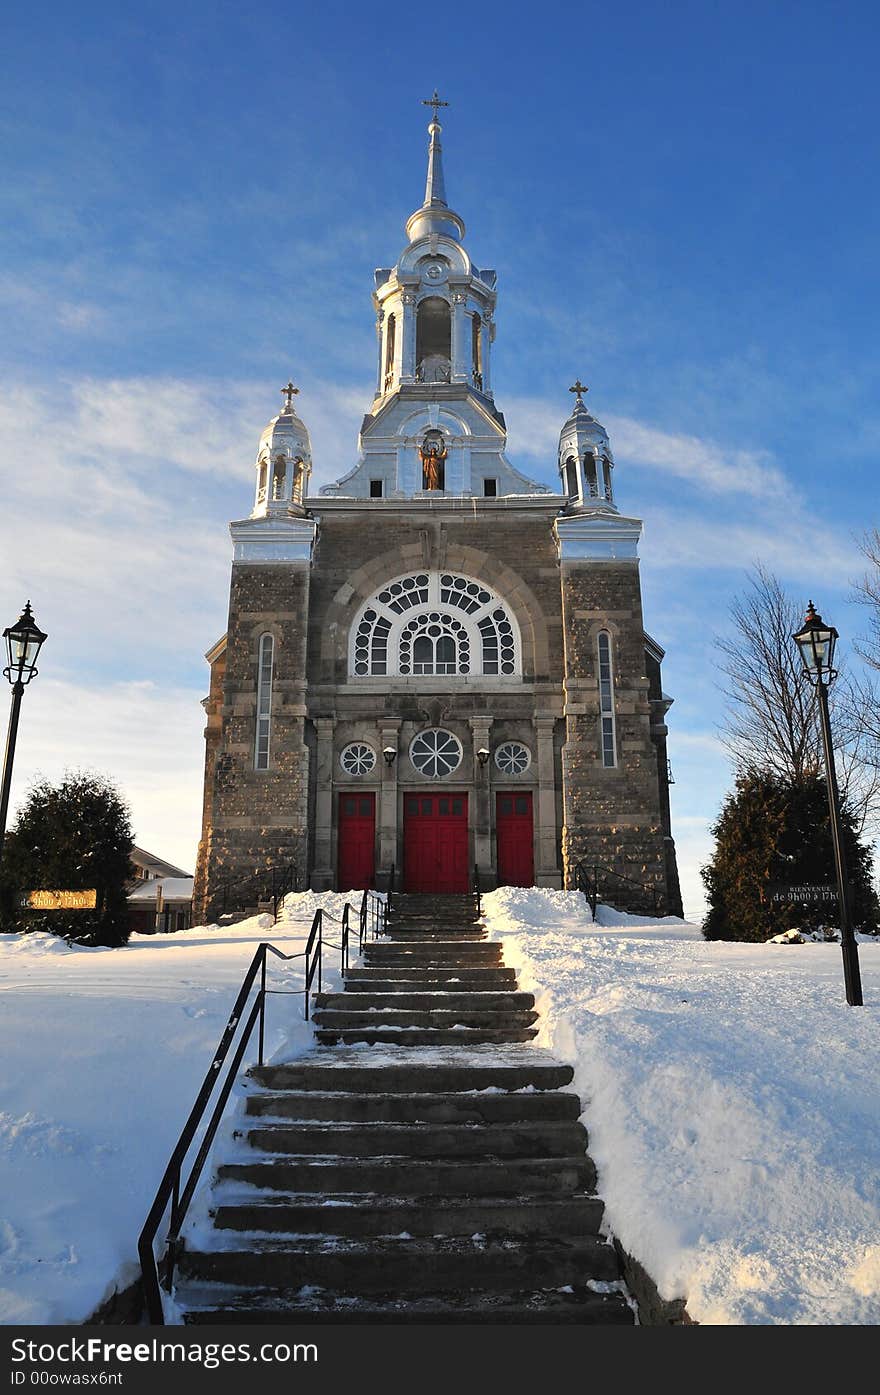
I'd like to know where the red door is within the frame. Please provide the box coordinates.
[496,792,534,887]
[404,793,469,893]
[338,792,376,889]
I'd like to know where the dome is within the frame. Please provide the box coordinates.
[253,383,312,516]
[558,384,616,509]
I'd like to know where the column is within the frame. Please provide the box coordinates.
[450,290,468,382]
[534,713,560,887]
[401,292,417,382]
[374,308,384,396]
[312,718,335,889]
[479,313,493,395]
[378,719,401,882]
[469,715,494,882]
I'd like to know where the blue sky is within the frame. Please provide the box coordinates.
[2,0,878,915]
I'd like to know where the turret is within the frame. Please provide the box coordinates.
[558,381,616,509]
[252,381,312,518]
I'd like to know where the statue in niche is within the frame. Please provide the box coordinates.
[419,435,447,491]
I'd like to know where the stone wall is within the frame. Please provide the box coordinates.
[559,558,671,914]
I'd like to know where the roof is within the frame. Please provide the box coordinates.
[130,846,192,879]
[127,876,194,904]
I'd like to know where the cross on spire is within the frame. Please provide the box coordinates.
[281,380,299,411]
[569,379,589,404]
[422,89,449,123]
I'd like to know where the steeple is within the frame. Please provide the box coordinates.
[405,92,465,244]
[558,381,616,509]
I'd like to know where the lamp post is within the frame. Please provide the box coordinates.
[0,602,47,866]
[792,601,863,1006]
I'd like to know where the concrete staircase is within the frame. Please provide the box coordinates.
[175,892,633,1324]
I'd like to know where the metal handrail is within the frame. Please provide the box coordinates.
[138,873,396,1323]
[572,860,660,918]
[214,862,298,919]
[473,863,482,917]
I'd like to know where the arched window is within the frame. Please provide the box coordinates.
[602,455,613,501]
[255,634,274,770]
[384,314,396,389]
[597,631,616,767]
[416,297,451,381]
[257,458,268,503]
[584,451,598,498]
[564,457,579,498]
[272,456,286,501]
[471,312,482,388]
[349,571,521,679]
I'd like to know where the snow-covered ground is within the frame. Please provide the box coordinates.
[481,887,880,1326]
[0,891,355,1325]
[1,886,877,1326]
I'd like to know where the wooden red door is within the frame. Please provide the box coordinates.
[496,792,534,887]
[338,792,376,889]
[404,793,468,893]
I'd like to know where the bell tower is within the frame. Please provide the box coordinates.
[319,96,549,502]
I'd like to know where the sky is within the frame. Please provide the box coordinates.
[1,0,878,918]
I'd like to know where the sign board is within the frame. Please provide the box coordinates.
[767,883,837,905]
[24,889,98,910]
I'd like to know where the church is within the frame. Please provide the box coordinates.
[193,98,681,921]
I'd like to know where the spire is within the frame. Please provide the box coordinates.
[422,90,449,207]
[405,92,465,244]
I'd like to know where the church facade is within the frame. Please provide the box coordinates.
[192,103,682,920]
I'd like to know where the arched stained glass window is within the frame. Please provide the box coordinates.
[255,634,274,770]
[597,631,616,767]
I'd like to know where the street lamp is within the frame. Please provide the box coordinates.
[0,602,47,864]
[792,600,863,1006]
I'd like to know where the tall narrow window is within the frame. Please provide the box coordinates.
[272,456,286,500]
[255,634,274,770]
[584,451,598,497]
[384,314,396,389]
[597,631,616,767]
[564,457,579,498]
[472,312,482,388]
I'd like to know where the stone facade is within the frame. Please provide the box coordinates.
[192,107,682,922]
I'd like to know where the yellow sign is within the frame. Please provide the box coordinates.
[26,889,98,910]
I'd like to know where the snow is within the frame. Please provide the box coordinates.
[480,886,880,1326]
[0,891,353,1325]
[1,880,877,1326]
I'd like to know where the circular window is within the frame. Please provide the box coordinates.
[495,742,531,775]
[410,728,463,779]
[340,742,377,776]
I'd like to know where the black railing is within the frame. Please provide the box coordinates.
[138,878,391,1324]
[213,862,299,920]
[572,860,660,918]
[473,863,482,917]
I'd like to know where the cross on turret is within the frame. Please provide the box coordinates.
[569,380,589,404]
[422,89,449,123]
[281,380,299,411]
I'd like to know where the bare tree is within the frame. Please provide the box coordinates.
[716,565,880,832]
[852,527,880,673]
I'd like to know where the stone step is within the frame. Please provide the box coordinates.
[218,1154,596,1196]
[212,1192,603,1238]
[250,1054,574,1094]
[345,967,516,987]
[244,1089,582,1123]
[178,1233,620,1292]
[314,1026,539,1046]
[384,930,487,940]
[182,1287,633,1325]
[312,1008,539,1030]
[313,991,535,1012]
[242,1119,588,1158]
[365,940,500,955]
[362,952,504,967]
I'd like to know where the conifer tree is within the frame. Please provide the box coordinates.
[0,771,134,945]
[702,770,878,941]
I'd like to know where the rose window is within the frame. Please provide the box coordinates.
[409,728,463,779]
[494,741,532,775]
[340,742,377,775]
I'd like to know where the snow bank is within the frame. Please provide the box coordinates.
[0,890,347,1325]
[482,886,880,1326]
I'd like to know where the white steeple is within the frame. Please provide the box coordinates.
[319,97,549,502]
[252,381,312,518]
[558,381,616,510]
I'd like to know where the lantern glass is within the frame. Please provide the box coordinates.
[793,603,838,682]
[3,603,47,686]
